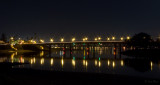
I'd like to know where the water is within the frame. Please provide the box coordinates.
[0,47,160,79]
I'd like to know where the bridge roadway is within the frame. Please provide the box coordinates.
[23,41,124,45]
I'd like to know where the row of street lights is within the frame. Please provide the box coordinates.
[48,36,130,42]
[10,36,130,44]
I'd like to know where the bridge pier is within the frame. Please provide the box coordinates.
[119,44,122,58]
[49,44,51,57]
[70,43,72,56]
[63,44,66,57]
[114,43,117,59]
[93,44,95,58]
[87,43,89,58]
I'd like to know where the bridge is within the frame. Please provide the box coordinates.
[21,41,125,57]
[1,40,125,49]
[22,41,125,50]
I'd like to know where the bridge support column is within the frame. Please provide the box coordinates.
[114,44,117,59]
[87,43,89,58]
[119,44,122,58]
[63,44,66,57]
[70,44,72,57]
[49,45,51,57]
[93,44,95,58]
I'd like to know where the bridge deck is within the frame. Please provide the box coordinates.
[23,41,124,45]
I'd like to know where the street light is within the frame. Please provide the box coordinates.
[83,38,86,41]
[112,37,115,40]
[85,37,88,41]
[95,38,97,41]
[61,38,64,42]
[50,38,54,42]
[40,39,44,43]
[120,37,124,41]
[98,37,101,41]
[107,37,110,41]
[127,36,130,40]
[72,38,75,42]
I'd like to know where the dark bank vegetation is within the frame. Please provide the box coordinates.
[123,32,160,58]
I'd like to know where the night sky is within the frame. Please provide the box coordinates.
[1,0,160,41]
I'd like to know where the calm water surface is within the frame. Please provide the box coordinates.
[0,47,160,79]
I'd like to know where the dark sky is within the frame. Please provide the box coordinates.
[1,0,160,40]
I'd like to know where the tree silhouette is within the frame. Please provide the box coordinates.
[125,32,153,49]
[0,33,7,42]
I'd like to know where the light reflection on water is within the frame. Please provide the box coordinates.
[0,47,160,79]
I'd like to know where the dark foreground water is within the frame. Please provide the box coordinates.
[0,47,160,79]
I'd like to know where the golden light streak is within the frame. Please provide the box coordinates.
[98,61,101,67]
[40,51,44,57]
[33,57,36,63]
[121,60,124,66]
[85,61,88,66]
[83,60,86,66]
[107,60,110,66]
[40,58,44,65]
[112,61,115,68]
[50,58,54,66]
[30,59,33,64]
[72,59,76,67]
[61,58,64,67]
[95,60,98,66]
[11,53,15,63]
[151,61,153,71]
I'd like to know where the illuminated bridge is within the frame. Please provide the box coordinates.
[23,41,125,48]
[22,41,125,55]
[7,36,129,50]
